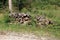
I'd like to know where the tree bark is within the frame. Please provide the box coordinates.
[8,0,12,13]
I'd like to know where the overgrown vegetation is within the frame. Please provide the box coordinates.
[0,0,60,38]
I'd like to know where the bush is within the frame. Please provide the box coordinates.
[4,14,10,23]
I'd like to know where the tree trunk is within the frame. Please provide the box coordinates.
[8,0,12,13]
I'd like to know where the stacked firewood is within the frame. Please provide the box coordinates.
[36,15,53,25]
[9,13,31,24]
[9,13,53,25]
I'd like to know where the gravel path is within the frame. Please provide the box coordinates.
[0,32,59,40]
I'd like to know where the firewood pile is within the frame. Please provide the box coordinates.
[9,13,31,24]
[9,13,53,25]
[36,15,53,25]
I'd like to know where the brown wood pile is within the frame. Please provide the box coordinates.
[9,13,53,25]
[9,13,31,24]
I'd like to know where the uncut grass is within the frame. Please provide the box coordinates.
[0,10,60,37]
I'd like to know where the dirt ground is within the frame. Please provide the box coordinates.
[0,31,59,40]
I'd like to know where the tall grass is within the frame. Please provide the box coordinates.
[0,0,60,38]
[0,9,60,38]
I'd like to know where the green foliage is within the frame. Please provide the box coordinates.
[4,16,10,23]
[0,0,60,38]
[0,0,60,10]
[3,13,10,23]
[0,0,8,10]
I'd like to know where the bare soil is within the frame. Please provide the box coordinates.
[0,31,59,40]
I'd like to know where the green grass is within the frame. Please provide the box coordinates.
[0,10,60,38]
[0,0,60,38]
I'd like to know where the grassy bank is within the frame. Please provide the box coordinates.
[0,10,60,38]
